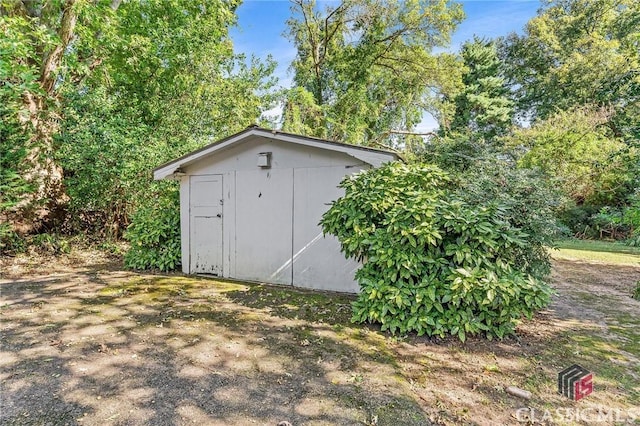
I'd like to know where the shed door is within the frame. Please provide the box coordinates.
[292,166,363,292]
[235,169,293,285]
[190,175,223,275]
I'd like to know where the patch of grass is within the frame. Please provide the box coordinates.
[551,239,640,265]
[605,312,640,356]
[225,285,355,325]
[98,276,247,299]
[373,398,433,425]
[332,327,399,366]
[554,239,640,254]
[572,332,638,400]
[537,272,640,408]
[530,326,640,409]
[554,281,640,367]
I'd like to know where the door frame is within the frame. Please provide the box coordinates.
[189,174,224,275]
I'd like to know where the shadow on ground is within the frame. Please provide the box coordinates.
[1,258,638,425]
[1,272,425,425]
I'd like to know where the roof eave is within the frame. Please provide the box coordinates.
[153,128,399,181]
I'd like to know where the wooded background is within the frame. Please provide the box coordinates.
[1,0,638,266]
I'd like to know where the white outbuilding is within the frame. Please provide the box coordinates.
[154,126,398,293]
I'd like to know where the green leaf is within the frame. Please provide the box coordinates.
[456,268,471,277]
[427,286,436,302]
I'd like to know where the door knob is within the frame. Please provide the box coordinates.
[216,213,222,218]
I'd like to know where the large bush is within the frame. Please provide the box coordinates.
[321,163,553,340]
[124,187,181,272]
[453,162,563,279]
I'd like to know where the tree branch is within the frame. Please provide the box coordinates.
[369,140,403,154]
[295,0,323,104]
[386,129,437,137]
[321,3,346,63]
[40,0,78,94]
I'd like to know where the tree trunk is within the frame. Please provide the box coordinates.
[9,0,78,234]
[18,94,68,232]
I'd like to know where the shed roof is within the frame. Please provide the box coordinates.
[153,126,400,180]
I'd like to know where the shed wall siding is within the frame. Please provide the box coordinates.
[179,136,371,292]
[186,136,366,174]
[179,176,189,274]
[292,166,363,292]
[234,168,294,285]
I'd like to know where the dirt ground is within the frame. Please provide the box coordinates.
[1,251,638,426]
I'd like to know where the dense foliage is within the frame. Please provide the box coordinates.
[124,188,181,272]
[0,13,39,246]
[620,192,640,246]
[55,0,275,238]
[497,0,639,242]
[453,163,561,279]
[500,0,639,136]
[421,135,564,276]
[421,0,639,247]
[321,163,553,340]
[283,0,464,146]
[1,0,275,265]
[504,106,637,239]
[633,281,640,301]
[2,0,638,278]
[447,37,513,140]
[1,0,119,230]
[507,106,627,206]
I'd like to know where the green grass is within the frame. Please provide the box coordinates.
[551,239,640,265]
[554,239,640,254]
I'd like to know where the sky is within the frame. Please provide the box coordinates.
[230,0,542,130]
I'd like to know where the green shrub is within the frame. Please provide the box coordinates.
[453,161,562,279]
[97,241,126,257]
[623,192,640,247]
[1,230,76,256]
[57,90,153,237]
[321,162,553,341]
[0,226,25,255]
[557,193,640,244]
[29,233,72,255]
[124,188,181,272]
[0,110,33,256]
[633,281,640,301]
[626,234,640,248]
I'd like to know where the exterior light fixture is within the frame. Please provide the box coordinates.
[257,152,271,168]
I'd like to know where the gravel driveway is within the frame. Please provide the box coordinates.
[0,257,428,426]
[2,252,638,425]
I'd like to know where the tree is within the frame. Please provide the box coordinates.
[56,1,275,237]
[506,106,627,207]
[1,0,275,237]
[0,14,37,238]
[283,0,464,146]
[494,0,639,240]
[500,0,640,137]
[447,37,513,141]
[1,0,120,231]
